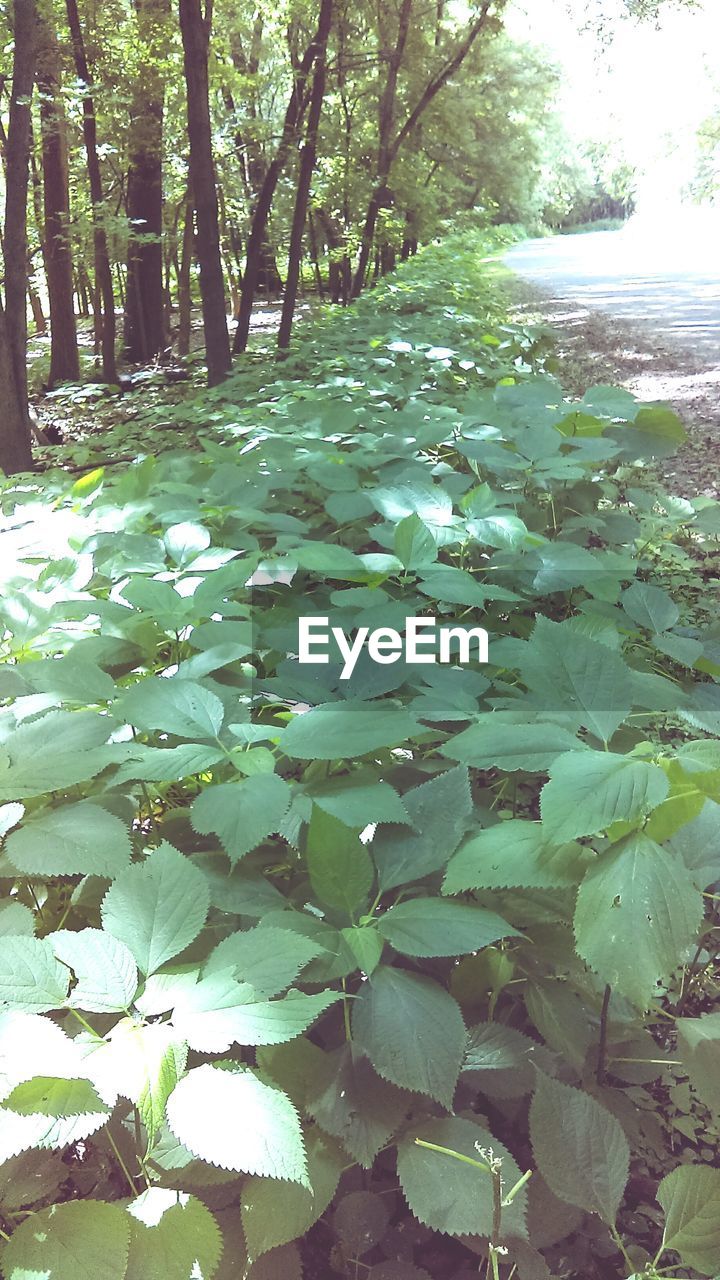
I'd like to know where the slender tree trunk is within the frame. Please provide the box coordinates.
[307,208,324,298]
[178,0,231,386]
[278,0,333,350]
[4,0,38,426]
[232,15,323,354]
[124,0,170,362]
[176,186,193,357]
[37,16,80,385]
[28,149,47,335]
[0,301,32,473]
[65,0,118,384]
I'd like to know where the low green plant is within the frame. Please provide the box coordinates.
[1,232,720,1279]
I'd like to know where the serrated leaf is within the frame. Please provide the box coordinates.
[171,974,338,1052]
[397,1116,527,1237]
[373,767,472,892]
[463,1021,543,1095]
[0,711,115,800]
[333,1190,390,1256]
[657,1164,720,1275]
[306,806,374,916]
[442,720,581,772]
[2,1199,130,1280]
[51,929,138,1013]
[3,1076,106,1118]
[0,902,34,937]
[352,966,466,1108]
[204,926,323,997]
[119,676,225,739]
[377,897,520,957]
[191,775,291,865]
[6,802,132,879]
[308,1044,408,1167]
[308,778,411,827]
[166,1064,307,1181]
[677,1012,720,1114]
[540,751,668,841]
[444,820,584,893]
[281,700,419,760]
[574,834,703,1007]
[521,618,633,743]
[242,1132,343,1260]
[82,1020,186,1149]
[112,742,226,784]
[529,1071,629,1223]
[125,1188,223,1280]
[341,926,384,975]
[0,937,70,1012]
[101,843,209,975]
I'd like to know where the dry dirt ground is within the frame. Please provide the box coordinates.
[507,274,720,500]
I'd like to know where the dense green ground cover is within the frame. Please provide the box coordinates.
[2,233,720,1280]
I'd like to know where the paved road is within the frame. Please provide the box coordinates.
[505,217,720,361]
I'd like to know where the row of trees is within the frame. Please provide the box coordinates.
[0,0,691,473]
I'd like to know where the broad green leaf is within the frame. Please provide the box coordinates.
[621,581,679,633]
[3,1076,106,1118]
[574,834,703,1007]
[521,618,633,743]
[171,976,338,1052]
[333,1190,390,1256]
[307,778,410,827]
[0,902,34,937]
[393,514,437,570]
[396,1116,527,1238]
[0,711,115,800]
[374,766,472,892]
[657,1164,720,1275]
[442,720,581,772]
[125,1188,222,1280]
[529,1071,629,1223]
[241,1133,344,1260]
[205,927,323,997]
[82,1020,186,1149]
[6,803,132,878]
[101,842,209,975]
[352,967,466,1108]
[306,807,374,916]
[51,929,138,1013]
[444,820,585,893]
[677,1012,720,1114]
[463,1021,544,1096]
[164,520,212,564]
[524,979,593,1072]
[633,404,686,444]
[2,1200,130,1280]
[281,700,419,760]
[307,1044,409,1167]
[118,677,225,738]
[0,937,70,1012]
[191,775,291,865]
[112,742,225,784]
[667,800,720,889]
[341,926,384,975]
[377,897,520,957]
[166,1064,307,1182]
[540,752,668,841]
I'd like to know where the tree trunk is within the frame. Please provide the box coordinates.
[178,0,231,386]
[4,0,38,416]
[0,300,32,473]
[124,0,169,363]
[278,0,333,350]
[37,15,80,385]
[65,0,118,384]
[176,186,193,357]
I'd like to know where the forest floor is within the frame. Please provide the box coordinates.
[506,275,720,501]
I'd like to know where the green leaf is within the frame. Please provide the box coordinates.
[0,902,34,937]
[574,834,703,1007]
[101,843,209,975]
[6,802,132,879]
[112,742,226,784]
[281,700,419,760]
[191,775,291,865]
[306,807,374,916]
[396,1116,527,1238]
[529,1071,629,1223]
[125,1188,223,1280]
[308,1044,408,1168]
[119,677,225,738]
[0,937,70,1012]
[1,1199,130,1280]
[374,766,472,892]
[677,1012,720,1113]
[393,514,438,570]
[85,1020,186,1149]
[442,720,581,772]
[521,618,633,743]
[166,1064,307,1182]
[241,1133,344,1260]
[307,778,410,827]
[540,752,668,841]
[377,897,520,957]
[352,967,466,1108]
[164,520,212,564]
[657,1164,720,1275]
[444,820,584,893]
[633,405,686,444]
[621,581,680,633]
[205,926,324,997]
[463,1021,544,1096]
[171,978,339,1052]
[0,711,115,800]
[50,929,138,1013]
[3,1076,106,1118]
[341,926,384,975]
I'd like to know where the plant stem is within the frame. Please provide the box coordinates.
[105,1129,138,1197]
[596,984,611,1085]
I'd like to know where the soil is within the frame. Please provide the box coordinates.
[506,276,720,500]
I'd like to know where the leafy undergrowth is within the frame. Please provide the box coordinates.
[2,233,720,1280]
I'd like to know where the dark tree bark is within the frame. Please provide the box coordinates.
[232,14,324,355]
[65,0,118,384]
[278,0,333,350]
[124,0,170,363]
[176,186,193,357]
[36,16,80,385]
[178,0,231,386]
[4,0,38,422]
[0,301,32,473]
